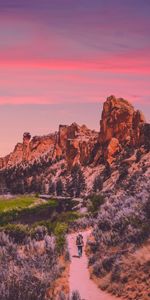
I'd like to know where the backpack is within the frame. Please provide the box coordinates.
[76,234,83,246]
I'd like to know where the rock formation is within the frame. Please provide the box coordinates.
[0,133,57,169]
[62,123,98,167]
[0,95,149,171]
[96,95,148,163]
[0,95,149,196]
[0,123,98,169]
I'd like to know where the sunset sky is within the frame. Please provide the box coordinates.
[0,0,150,156]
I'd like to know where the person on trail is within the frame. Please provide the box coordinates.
[76,233,84,257]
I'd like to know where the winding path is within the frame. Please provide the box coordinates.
[67,230,120,300]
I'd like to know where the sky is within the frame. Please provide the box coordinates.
[0,0,150,156]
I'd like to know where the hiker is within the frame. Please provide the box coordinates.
[76,233,84,257]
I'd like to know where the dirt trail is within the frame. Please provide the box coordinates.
[67,230,120,300]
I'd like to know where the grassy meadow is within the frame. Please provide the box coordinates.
[0,196,37,212]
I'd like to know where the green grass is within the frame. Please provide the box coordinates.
[0,196,37,212]
[0,198,58,226]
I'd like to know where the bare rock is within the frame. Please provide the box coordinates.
[106,138,122,164]
[97,95,146,163]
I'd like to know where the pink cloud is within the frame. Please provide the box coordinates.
[0,52,150,74]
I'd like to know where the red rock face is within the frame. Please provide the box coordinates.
[99,95,144,145]
[0,95,148,170]
[97,95,146,163]
[0,123,98,169]
[0,133,57,169]
[59,123,98,167]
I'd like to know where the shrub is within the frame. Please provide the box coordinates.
[71,290,81,300]
[102,256,115,272]
[111,260,121,282]
[0,231,60,300]
[88,175,150,287]
[54,222,68,254]
[31,225,48,241]
[93,261,104,277]
[3,224,29,244]
[88,194,105,213]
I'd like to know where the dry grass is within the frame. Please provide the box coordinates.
[47,255,70,299]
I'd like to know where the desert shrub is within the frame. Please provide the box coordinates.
[88,254,97,266]
[0,231,60,300]
[89,175,150,285]
[111,260,121,282]
[3,224,29,244]
[71,290,81,300]
[31,225,48,241]
[117,165,128,183]
[102,255,116,272]
[93,261,105,277]
[31,220,54,234]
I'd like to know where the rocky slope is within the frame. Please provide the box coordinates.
[87,150,150,299]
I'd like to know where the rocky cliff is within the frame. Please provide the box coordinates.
[0,95,149,195]
[0,123,98,170]
[95,95,149,164]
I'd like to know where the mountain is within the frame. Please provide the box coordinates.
[0,95,149,195]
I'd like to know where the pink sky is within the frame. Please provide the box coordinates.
[0,0,150,155]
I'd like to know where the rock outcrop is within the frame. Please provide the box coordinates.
[61,123,98,167]
[0,133,57,169]
[96,95,147,163]
[0,124,98,169]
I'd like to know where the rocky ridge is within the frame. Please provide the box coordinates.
[0,123,98,170]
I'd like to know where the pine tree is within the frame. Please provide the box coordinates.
[56,179,64,196]
[93,175,102,192]
[67,164,86,197]
[49,180,56,195]
[76,167,86,197]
